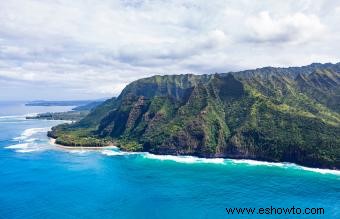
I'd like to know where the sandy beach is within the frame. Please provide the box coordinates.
[49,138,115,150]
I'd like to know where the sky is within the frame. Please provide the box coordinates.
[0,0,339,100]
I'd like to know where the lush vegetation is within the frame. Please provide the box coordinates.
[49,63,340,169]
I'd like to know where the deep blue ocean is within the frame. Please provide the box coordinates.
[0,101,339,218]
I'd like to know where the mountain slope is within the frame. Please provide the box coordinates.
[48,62,340,169]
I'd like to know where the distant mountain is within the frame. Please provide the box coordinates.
[49,62,340,169]
[26,99,107,121]
[26,100,94,106]
[72,99,110,111]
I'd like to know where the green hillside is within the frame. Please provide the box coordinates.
[48,63,340,169]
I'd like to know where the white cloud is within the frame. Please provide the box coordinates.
[245,11,326,44]
[0,0,339,100]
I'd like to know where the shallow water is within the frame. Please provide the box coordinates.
[0,102,339,218]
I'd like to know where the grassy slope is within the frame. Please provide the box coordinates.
[49,63,340,168]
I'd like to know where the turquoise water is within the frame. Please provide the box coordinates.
[0,102,339,218]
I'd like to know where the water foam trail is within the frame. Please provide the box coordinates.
[13,127,50,141]
[6,126,52,153]
[0,115,24,119]
[228,159,286,167]
[6,142,52,153]
[64,149,90,154]
[100,149,224,164]
[101,150,142,156]
[291,165,340,175]
[16,149,37,153]
[5,143,29,149]
[142,153,225,164]
[0,113,37,121]
[0,115,26,121]
[99,149,226,164]
[99,149,339,175]
[227,159,340,175]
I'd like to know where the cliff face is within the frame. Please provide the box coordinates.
[49,63,340,169]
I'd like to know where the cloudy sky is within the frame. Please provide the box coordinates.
[0,0,339,100]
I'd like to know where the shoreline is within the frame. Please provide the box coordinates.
[49,138,339,172]
[49,138,115,150]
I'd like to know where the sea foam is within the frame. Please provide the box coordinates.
[142,153,225,164]
[5,143,29,149]
[293,165,340,175]
[100,149,225,164]
[228,159,286,167]
[101,150,141,156]
[0,115,26,122]
[13,127,50,141]
[0,113,37,121]
[227,159,340,175]
[6,127,52,153]
[100,150,339,175]
[5,142,47,153]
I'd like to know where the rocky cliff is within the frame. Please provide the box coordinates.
[49,62,340,169]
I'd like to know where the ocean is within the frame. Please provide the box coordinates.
[0,101,339,218]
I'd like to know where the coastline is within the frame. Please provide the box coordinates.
[49,138,115,150]
[49,138,339,173]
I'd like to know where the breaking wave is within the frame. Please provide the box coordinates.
[98,149,340,175]
[5,143,29,149]
[100,150,225,164]
[227,159,286,167]
[0,113,37,121]
[13,127,50,141]
[101,149,142,156]
[142,153,225,164]
[293,165,340,175]
[0,115,26,121]
[5,142,49,153]
[6,127,339,176]
[6,127,51,153]
[225,159,340,175]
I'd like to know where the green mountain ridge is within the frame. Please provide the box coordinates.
[48,62,340,169]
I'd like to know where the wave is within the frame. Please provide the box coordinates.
[17,149,38,153]
[142,153,225,164]
[292,165,340,176]
[5,126,52,153]
[5,142,51,153]
[226,159,340,175]
[0,115,26,121]
[0,115,24,119]
[100,149,225,164]
[101,149,142,156]
[13,127,50,141]
[100,149,339,175]
[4,142,47,153]
[228,159,286,167]
[5,143,29,149]
[0,113,37,121]
[63,149,91,154]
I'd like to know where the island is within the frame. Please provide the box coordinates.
[26,111,88,121]
[25,100,97,107]
[26,100,106,121]
[48,62,340,169]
